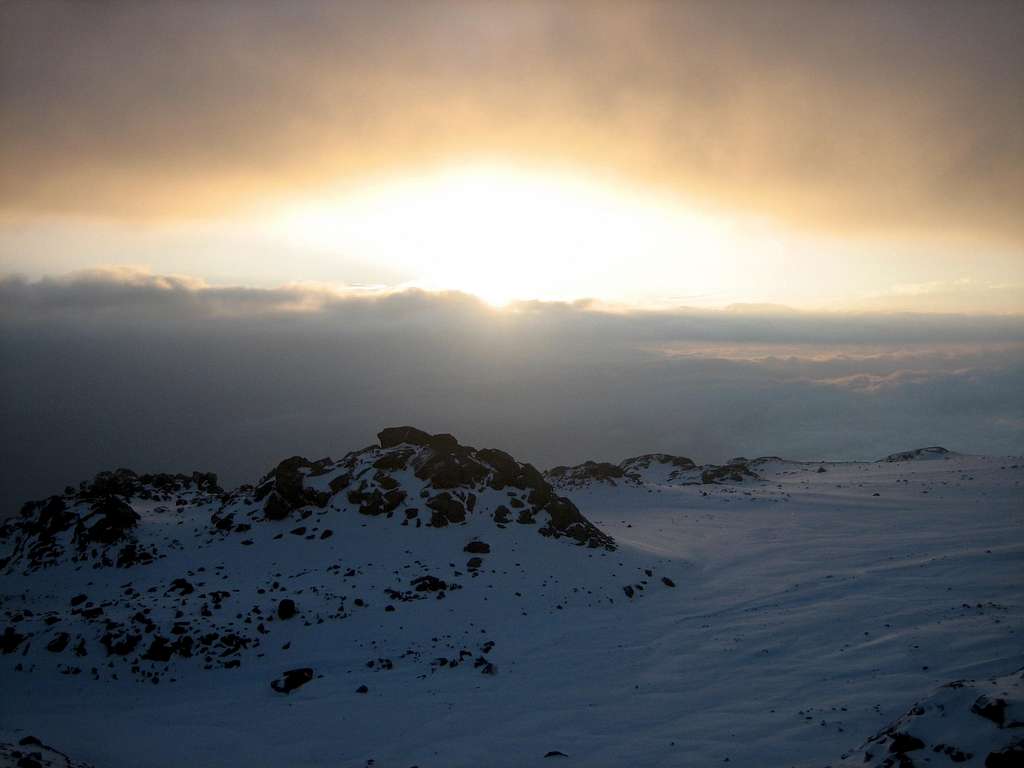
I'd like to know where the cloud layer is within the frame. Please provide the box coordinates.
[2,270,1022,512]
[2,1,1022,241]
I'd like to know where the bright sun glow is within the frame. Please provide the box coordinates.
[271,165,739,307]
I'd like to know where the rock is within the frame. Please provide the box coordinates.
[464,540,490,554]
[257,456,331,520]
[168,578,194,596]
[661,577,676,587]
[426,493,466,527]
[548,461,624,485]
[141,636,174,662]
[971,695,1007,726]
[356,684,369,693]
[277,599,297,620]
[544,751,569,758]
[75,496,140,547]
[270,667,314,694]
[701,462,757,484]
[414,446,489,489]
[46,633,70,653]
[373,450,413,471]
[263,491,291,521]
[1,626,26,654]
[377,426,433,448]
[411,575,452,592]
[466,557,483,570]
[985,744,1024,767]
[881,446,953,462]
[888,733,925,753]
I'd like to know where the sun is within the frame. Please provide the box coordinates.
[272,164,730,306]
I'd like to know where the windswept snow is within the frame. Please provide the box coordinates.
[1,436,1021,767]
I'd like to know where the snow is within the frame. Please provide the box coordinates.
[2,444,1022,767]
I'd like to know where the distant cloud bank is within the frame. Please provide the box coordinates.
[2,270,1021,513]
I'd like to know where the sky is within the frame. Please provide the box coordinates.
[1,0,1022,310]
[0,1,1022,506]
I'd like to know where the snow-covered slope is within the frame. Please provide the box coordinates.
[1,436,1022,767]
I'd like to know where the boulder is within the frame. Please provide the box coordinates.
[277,599,296,620]
[271,667,314,694]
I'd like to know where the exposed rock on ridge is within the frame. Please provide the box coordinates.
[237,426,615,550]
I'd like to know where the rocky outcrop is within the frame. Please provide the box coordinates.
[0,736,95,768]
[837,667,1024,766]
[1,468,218,573]
[619,453,696,477]
[547,462,625,486]
[700,462,757,484]
[547,453,698,489]
[880,446,954,462]
[255,456,333,520]
[218,427,615,550]
[546,452,762,489]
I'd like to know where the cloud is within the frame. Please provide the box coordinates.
[1,1,1022,242]
[1,270,1022,512]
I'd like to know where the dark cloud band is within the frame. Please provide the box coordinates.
[2,270,1021,514]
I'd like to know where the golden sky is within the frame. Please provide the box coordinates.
[1,1,1022,310]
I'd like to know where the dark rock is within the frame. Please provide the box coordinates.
[271,667,314,694]
[971,695,1008,727]
[411,575,452,592]
[277,599,297,620]
[881,446,952,462]
[263,491,291,521]
[1,626,26,654]
[426,493,466,527]
[258,456,331,520]
[101,631,141,656]
[75,496,140,546]
[985,743,1024,767]
[142,636,174,662]
[168,578,194,596]
[661,577,676,587]
[550,461,623,485]
[328,473,351,494]
[373,450,413,471]
[356,684,369,693]
[464,540,491,554]
[378,426,433,448]
[415,446,489,489]
[888,732,926,753]
[46,633,70,653]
